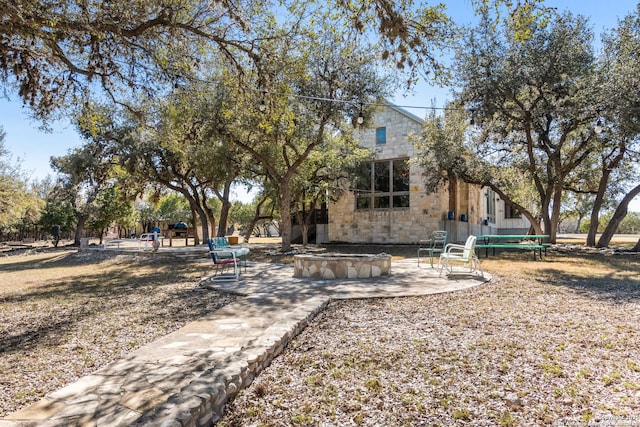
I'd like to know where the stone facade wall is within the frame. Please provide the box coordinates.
[328,104,454,244]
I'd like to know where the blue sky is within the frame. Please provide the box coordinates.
[391,0,638,110]
[1,0,638,209]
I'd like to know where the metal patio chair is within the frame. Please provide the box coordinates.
[417,230,448,268]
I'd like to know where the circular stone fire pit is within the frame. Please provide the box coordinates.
[293,253,392,279]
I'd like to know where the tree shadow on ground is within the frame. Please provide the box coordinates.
[540,268,640,303]
[0,252,236,355]
[507,249,640,303]
[0,250,79,272]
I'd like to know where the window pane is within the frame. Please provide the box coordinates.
[392,159,410,192]
[393,195,410,208]
[374,161,389,192]
[505,204,521,219]
[486,190,496,223]
[374,196,390,209]
[353,162,371,191]
[376,127,386,144]
[356,196,371,209]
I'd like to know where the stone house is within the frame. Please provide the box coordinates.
[325,102,529,244]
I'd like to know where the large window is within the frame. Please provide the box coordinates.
[355,159,410,209]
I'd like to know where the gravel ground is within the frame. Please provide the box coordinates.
[219,252,640,426]
[2,244,640,426]
[0,249,237,417]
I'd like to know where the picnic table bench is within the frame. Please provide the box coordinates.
[475,235,550,260]
[167,228,197,247]
[103,239,125,249]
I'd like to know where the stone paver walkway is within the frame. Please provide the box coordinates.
[1,259,489,427]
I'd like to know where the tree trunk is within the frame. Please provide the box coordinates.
[540,189,554,243]
[218,201,232,237]
[217,182,233,237]
[586,202,603,247]
[294,206,308,247]
[243,217,259,243]
[520,210,543,235]
[243,197,270,243]
[586,150,626,247]
[597,184,640,247]
[208,212,217,240]
[301,223,309,246]
[186,196,212,246]
[542,212,552,243]
[547,183,564,244]
[203,201,216,240]
[190,206,209,246]
[280,180,293,252]
[74,215,86,246]
[574,214,584,233]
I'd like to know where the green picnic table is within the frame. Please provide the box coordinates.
[476,234,550,260]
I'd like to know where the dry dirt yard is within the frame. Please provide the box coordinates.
[1,240,639,426]
[0,248,236,417]
[219,244,640,427]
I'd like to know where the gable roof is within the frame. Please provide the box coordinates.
[381,99,425,124]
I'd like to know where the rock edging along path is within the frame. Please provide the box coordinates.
[1,260,488,427]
